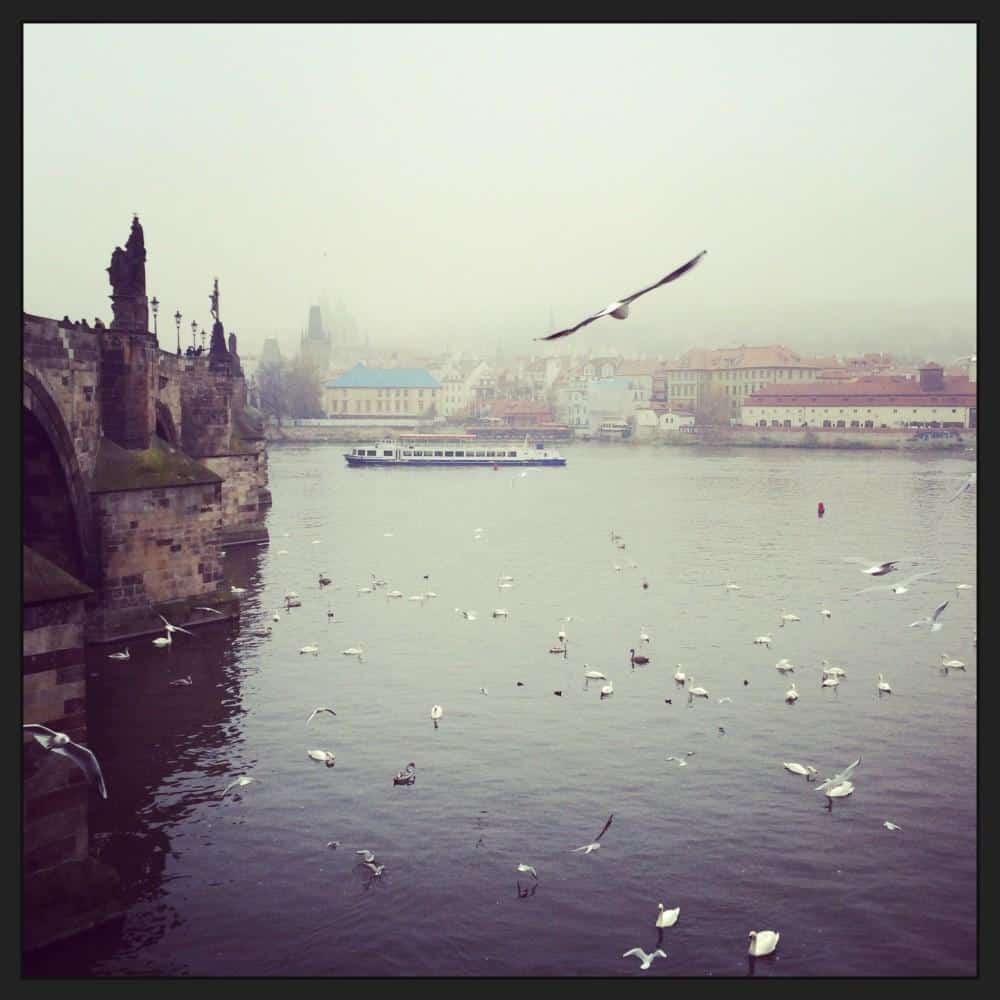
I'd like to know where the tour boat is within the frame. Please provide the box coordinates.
[344,435,567,467]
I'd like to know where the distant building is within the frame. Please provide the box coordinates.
[323,362,440,420]
[664,345,843,419]
[300,305,331,375]
[487,399,555,426]
[259,337,283,369]
[740,364,977,430]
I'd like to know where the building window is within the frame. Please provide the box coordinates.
[823,420,832,428]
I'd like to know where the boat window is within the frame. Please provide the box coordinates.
[434,451,443,457]
[507,451,516,457]
[476,451,485,457]
[486,451,495,457]
[383,450,393,457]
[403,451,412,457]
[367,450,376,456]
[455,451,464,457]
[444,451,454,457]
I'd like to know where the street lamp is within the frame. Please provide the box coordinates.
[150,296,159,337]
[191,320,198,351]
[174,310,182,356]
[200,327,207,351]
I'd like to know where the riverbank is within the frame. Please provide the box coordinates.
[266,423,975,453]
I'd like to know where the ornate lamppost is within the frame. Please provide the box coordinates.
[191,320,198,351]
[174,310,182,356]
[150,296,159,337]
[200,327,207,351]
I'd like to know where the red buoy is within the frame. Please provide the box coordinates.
[817,501,825,518]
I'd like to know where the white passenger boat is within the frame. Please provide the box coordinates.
[344,435,567,467]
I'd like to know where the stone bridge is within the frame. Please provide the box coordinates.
[23,216,270,646]
[23,216,274,951]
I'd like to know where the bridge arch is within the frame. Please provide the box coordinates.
[23,371,95,586]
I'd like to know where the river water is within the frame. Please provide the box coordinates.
[26,442,978,977]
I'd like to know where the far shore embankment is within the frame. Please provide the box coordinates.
[265,423,975,453]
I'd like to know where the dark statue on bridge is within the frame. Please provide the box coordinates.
[107,215,148,330]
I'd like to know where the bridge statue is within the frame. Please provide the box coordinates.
[107,215,148,329]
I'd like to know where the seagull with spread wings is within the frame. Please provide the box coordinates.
[23,724,108,798]
[535,251,707,341]
[947,472,976,502]
[571,813,614,854]
[909,600,949,632]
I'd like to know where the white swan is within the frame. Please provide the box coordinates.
[775,660,795,675]
[687,677,709,699]
[108,648,130,660]
[941,654,966,670]
[821,660,846,678]
[820,607,832,619]
[342,644,365,660]
[778,610,800,627]
[600,681,614,698]
[655,903,680,928]
[673,664,687,684]
[299,644,319,655]
[783,762,818,781]
[152,632,172,648]
[307,750,336,767]
[821,675,840,690]
[785,683,799,703]
[877,673,892,694]
[747,930,780,957]
[430,704,443,720]
[753,635,772,647]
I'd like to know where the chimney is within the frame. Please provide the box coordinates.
[919,362,944,392]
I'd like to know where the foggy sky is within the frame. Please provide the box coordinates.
[23,24,976,360]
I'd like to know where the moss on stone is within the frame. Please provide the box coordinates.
[92,436,222,493]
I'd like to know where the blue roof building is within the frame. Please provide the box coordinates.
[324,362,440,390]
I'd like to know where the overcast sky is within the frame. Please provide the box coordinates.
[23,24,976,359]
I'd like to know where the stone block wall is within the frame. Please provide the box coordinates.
[93,482,225,617]
[181,366,234,459]
[202,444,271,545]
[98,329,157,450]
[23,316,102,481]
[23,597,90,879]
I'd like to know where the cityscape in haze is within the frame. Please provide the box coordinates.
[23,22,976,979]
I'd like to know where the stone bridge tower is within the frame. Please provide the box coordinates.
[101,216,157,450]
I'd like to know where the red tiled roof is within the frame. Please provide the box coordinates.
[744,375,976,408]
[617,360,660,376]
[670,345,843,371]
[489,400,554,417]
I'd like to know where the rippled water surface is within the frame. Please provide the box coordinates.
[27,443,978,977]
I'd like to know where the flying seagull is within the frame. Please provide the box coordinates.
[158,614,193,636]
[909,600,949,631]
[815,756,861,793]
[222,775,254,797]
[571,813,614,854]
[23,724,108,798]
[947,472,976,502]
[884,821,902,831]
[306,707,337,725]
[622,947,667,970]
[844,558,899,577]
[195,607,224,616]
[516,863,538,880]
[535,251,707,341]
